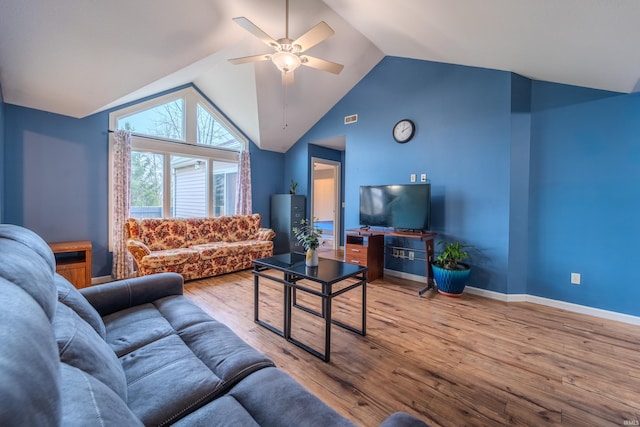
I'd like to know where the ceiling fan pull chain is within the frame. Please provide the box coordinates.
[282,81,288,130]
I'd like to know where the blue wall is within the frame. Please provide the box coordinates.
[286,56,640,317]
[528,82,640,316]
[289,57,513,292]
[3,91,282,277]
[4,105,112,275]
[250,143,284,227]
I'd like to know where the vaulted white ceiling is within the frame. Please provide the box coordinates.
[1,0,639,152]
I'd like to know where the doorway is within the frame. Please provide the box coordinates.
[311,158,341,251]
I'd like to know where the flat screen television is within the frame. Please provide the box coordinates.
[359,184,431,231]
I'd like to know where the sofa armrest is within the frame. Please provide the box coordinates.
[256,227,276,241]
[80,273,184,316]
[379,412,429,427]
[126,239,151,264]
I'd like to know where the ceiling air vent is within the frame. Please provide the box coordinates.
[344,114,358,125]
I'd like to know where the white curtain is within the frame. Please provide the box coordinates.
[235,149,252,215]
[112,130,134,279]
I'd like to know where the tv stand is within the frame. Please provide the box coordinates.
[345,228,436,296]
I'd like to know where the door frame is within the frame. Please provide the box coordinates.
[310,157,341,250]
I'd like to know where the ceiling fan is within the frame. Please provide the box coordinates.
[228,0,344,85]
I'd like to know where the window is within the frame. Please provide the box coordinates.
[109,87,246,247]
[130,152,163,218]
[119,99,185,141]
[197,103,244,151]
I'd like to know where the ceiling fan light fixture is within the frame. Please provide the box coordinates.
[271,51,301,73]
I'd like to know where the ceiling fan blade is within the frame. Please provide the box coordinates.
[282,71,294,86]
[292,21,334,52]
[228,54,271,65]
[232,17,279,49]
[300,55,344,75]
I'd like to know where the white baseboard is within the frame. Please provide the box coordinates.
[384,269,426,284]
[464,286,528,302]
[91,275,113,285]
[523,294,640,326]
[384,270,640,326]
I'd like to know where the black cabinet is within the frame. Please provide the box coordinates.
[270,194,306,254]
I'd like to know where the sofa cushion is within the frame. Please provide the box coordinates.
[0,226,57,321]
[234,239,274,254]
[172,367,356,427]
[191,242,242,260]
[53,303,128,401]
[128,218,188,251]
[60,364,143,427]
[155,296,274,379]
[0,223,56,272]
[221,214,260,242]
[121,333,221,425]
[102,295,274,425]
[55,274,106,338]
[102,303,176,357]
[0,277,61,426]
[186,217,226,245]
[142,248,199,268]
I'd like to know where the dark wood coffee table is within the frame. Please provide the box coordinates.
[252,253,367,362]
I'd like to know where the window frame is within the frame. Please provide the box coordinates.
[108,87,247,250]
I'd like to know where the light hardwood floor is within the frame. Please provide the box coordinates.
[183,252,640,427]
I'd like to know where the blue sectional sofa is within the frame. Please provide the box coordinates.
[0,224,428,426]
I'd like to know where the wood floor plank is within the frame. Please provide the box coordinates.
[183,257,640,427]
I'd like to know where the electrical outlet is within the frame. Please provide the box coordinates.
[410,174,416,183]
[409,251,415,260]
[571,273,581,285]
[420,173,427,182]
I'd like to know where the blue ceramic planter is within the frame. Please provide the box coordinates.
[432,263,470,297]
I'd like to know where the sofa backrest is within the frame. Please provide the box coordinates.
[126,218,188,251]
[126,214,263,249]
[0,224,143,426]
[0,225,61,425]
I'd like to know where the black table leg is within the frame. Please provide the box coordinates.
[284,273,292,339]
[362,280,367,335]
[324,285,331,363]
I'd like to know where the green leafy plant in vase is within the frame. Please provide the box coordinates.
[432,240,472,297]
[293,218,323,267]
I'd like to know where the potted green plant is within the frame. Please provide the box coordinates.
[289,180,298,195]
[432,240,472,297]
[293,218,323,266]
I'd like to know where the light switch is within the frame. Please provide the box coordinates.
[410,174,416,182]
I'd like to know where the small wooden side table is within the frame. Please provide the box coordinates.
[48,240,92,289]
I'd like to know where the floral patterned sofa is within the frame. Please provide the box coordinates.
[125,214,275,280]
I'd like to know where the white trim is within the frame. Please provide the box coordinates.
[465,286,527,302]
[383,270,640,326]
[523,294,640,326]
[311,157,341,251]
[384,268,426,284]
[91,275,113,285]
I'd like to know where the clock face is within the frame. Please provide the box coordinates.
[393,119,415,143]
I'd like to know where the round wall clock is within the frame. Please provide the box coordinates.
[392,119,416,143]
